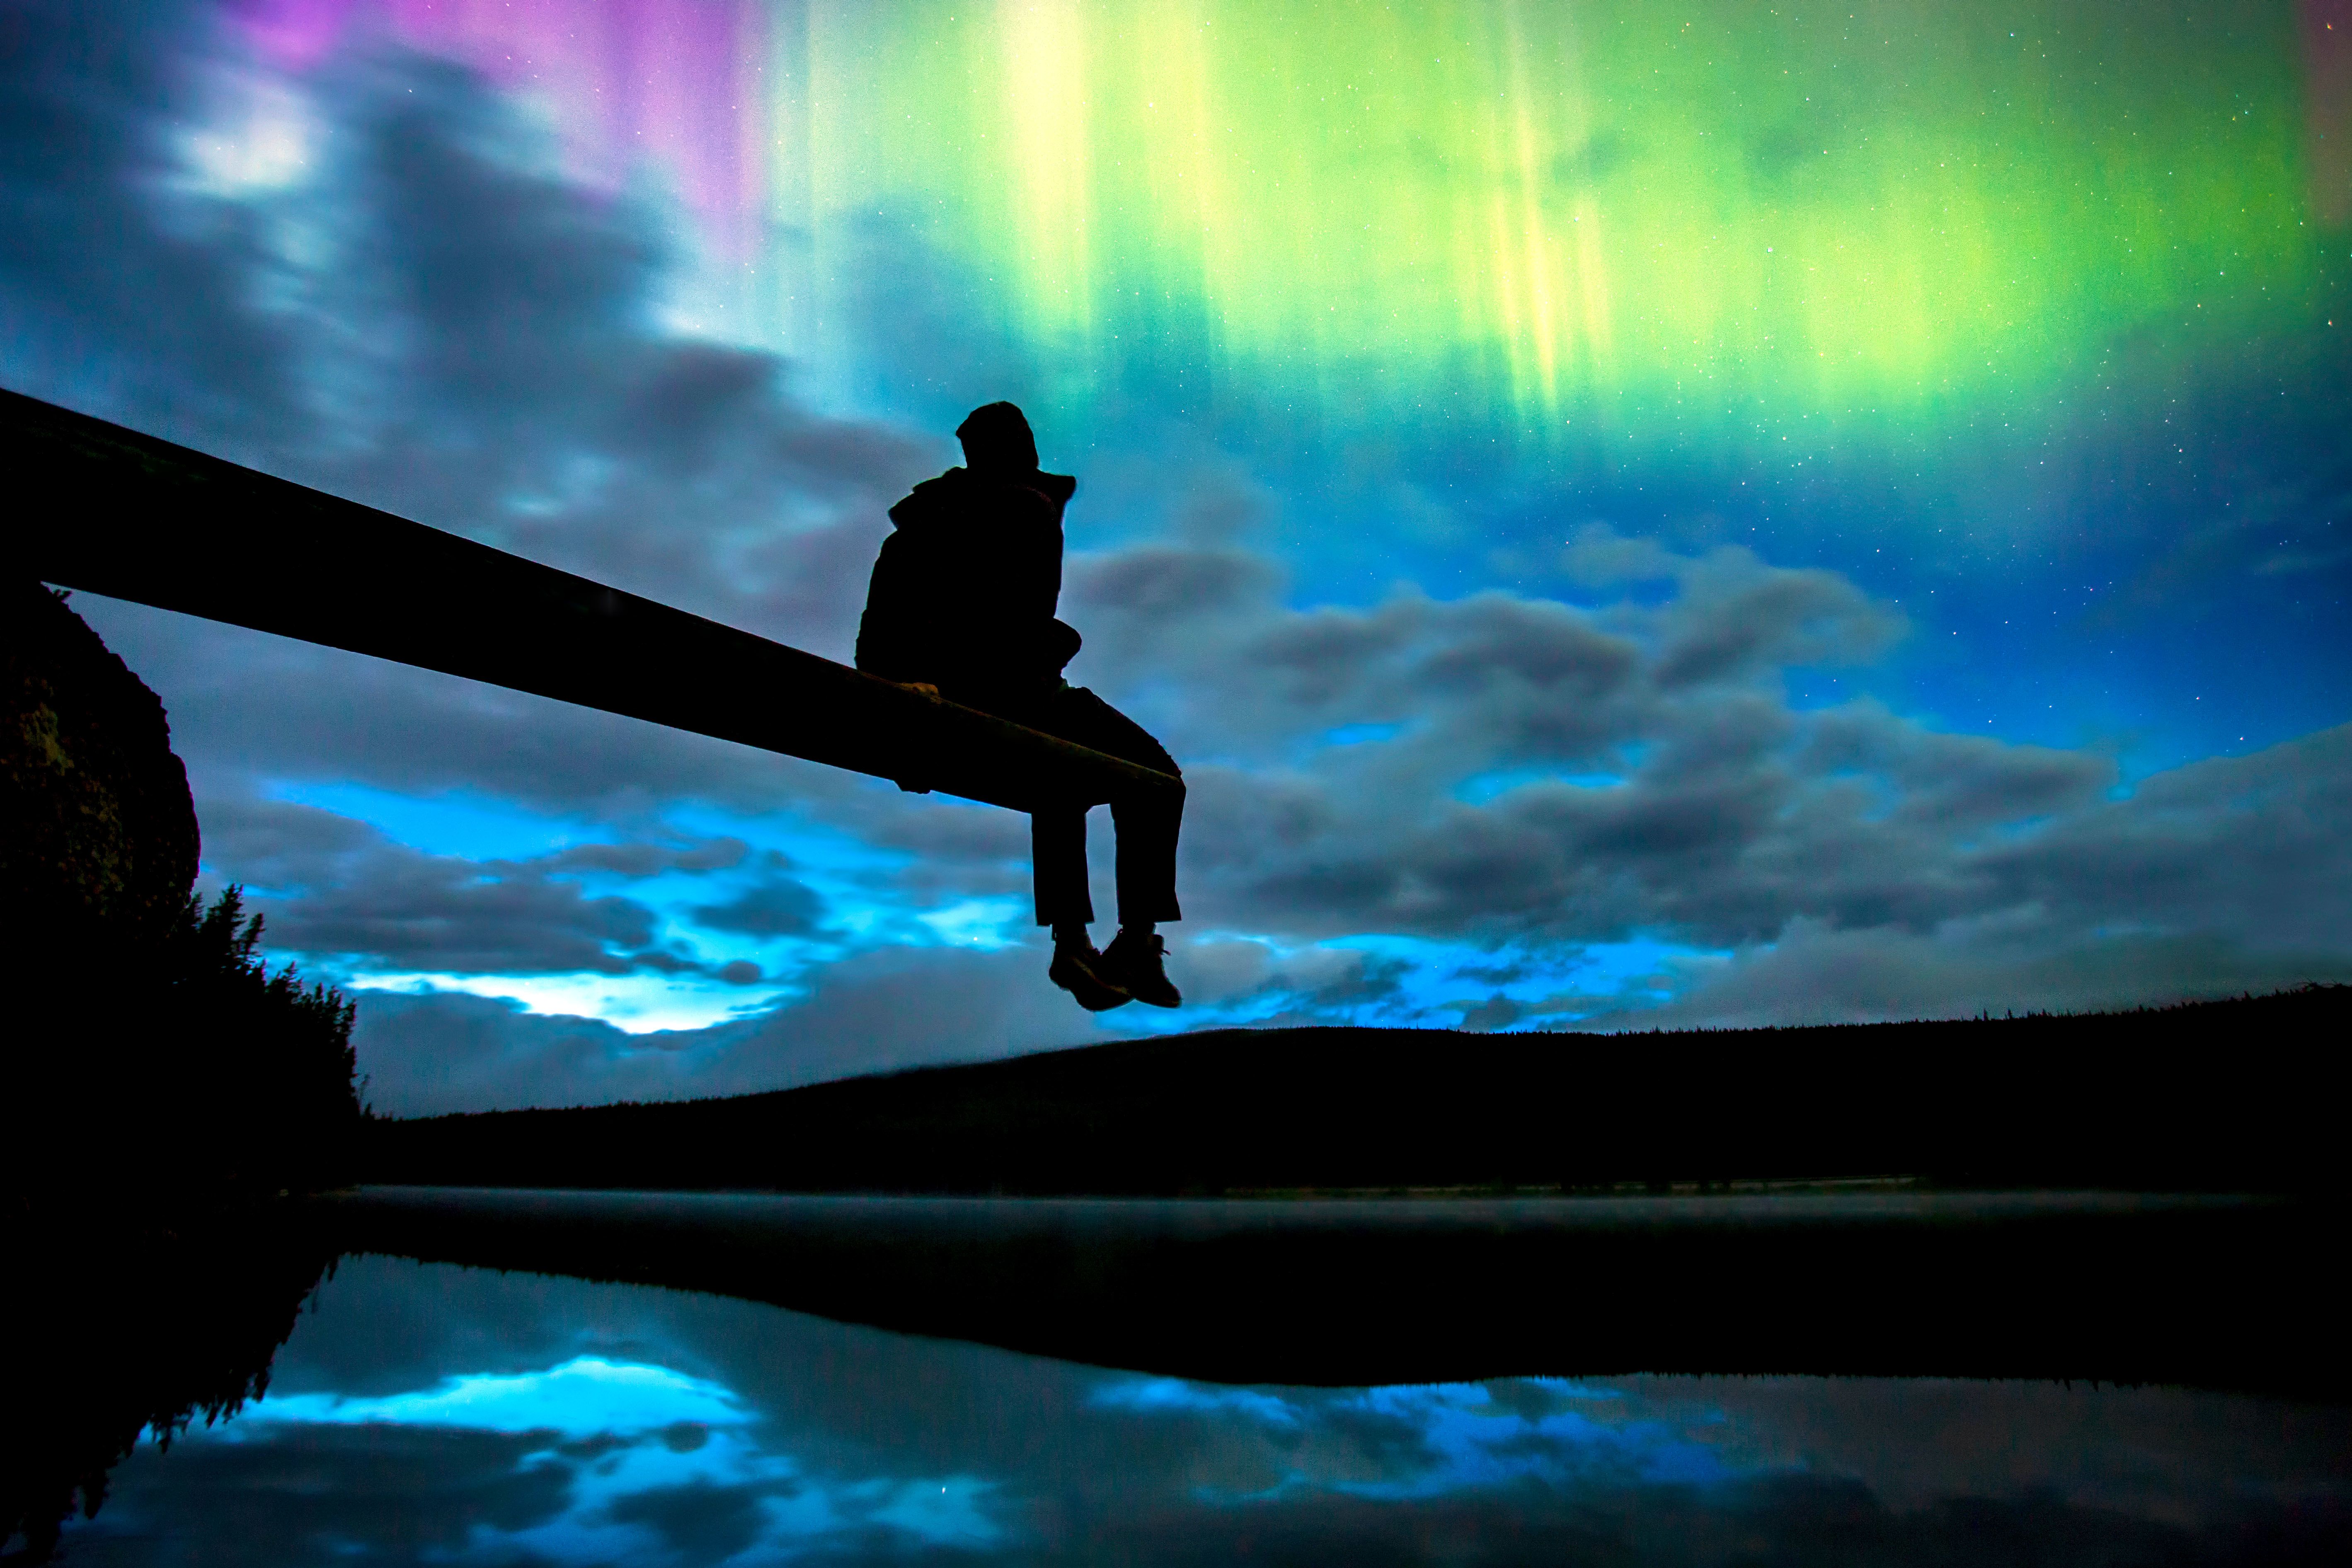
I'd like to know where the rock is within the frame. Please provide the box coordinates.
[1,578,199,960]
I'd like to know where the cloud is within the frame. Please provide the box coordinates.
[0,0,296,435]
[203,797,753,981]
[1560,921,2352,1036]
[543,839,751,877]
[1978,724,2352,949]
[687,855,827,939]
[301,56,936,645]
[350,940,1100,1116]
[9,0,2350,1112]
[187,483,2352,1101]
[1054,536,2066,948]
[272,851,657,977]
[14,8,946,836]
[351,990,682,1114]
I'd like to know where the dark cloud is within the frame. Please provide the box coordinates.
[202,798,760,982]
[347,941,1088,1116]
[353,921,1420,1117]
[1451,994,1525,1031]
[1050,543,2054,948]
[541,838,751,877]
[1067,528,2352,1027]
[1978,724,2352,949]
[91,605,856,818]
[857,797,1032,866]
[688,856,827,939]
[84,1423,574,1561]
[1561,924,2352,1035]
[709,941,1096,1092]
[1449,958,1531,987]
[602,1480,768,1562]
[304,68,936,643]
[29,17,934,825]
[351,990,674,1113]
[191,790,380,889]
[0,0,295,437]
[1651,561,1899,688]
[260,842,659,976]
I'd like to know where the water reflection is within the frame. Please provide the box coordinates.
[46,1253,2349,1565]
[230,1356,1004,1559]
[0,1214,334,1563]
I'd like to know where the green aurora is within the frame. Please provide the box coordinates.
[758,1,2330,455]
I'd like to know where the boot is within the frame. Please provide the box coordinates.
[1102,928,1182,1009]
[1049,933,1131,1012]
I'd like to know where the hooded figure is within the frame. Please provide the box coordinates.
[854,403,1082,702]
[856,402,1184,1011]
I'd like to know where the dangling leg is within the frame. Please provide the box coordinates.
[1102,779,1185,1007]
[1019,685,1186,1009]
[1034,803,1128,1011]
[1030,801,1092,930]
[1110,782,1184,928]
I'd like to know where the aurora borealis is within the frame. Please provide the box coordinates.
[7,1,2350,1106]
[226,0,2352,757]
[241,1,2328,439]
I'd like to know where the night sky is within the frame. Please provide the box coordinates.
[6,0,2348,1112]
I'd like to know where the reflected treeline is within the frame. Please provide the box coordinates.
[330,1187,2345,1399]
[49,1249,2351,1568]
[5,886,361,1220]
[365,985,2349,1196]
[0,1208,334,1563]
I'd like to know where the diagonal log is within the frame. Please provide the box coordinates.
[0,388,1177,814]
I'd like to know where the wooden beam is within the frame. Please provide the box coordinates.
[1,388,1177,813]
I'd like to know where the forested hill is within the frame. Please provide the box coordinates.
[361,986,2348,1196]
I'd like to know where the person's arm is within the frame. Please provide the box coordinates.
[1026,506,1079,676]
[855,531,927,683]
[856,536,947,699]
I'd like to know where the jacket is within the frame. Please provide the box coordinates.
[855,465,1083,700]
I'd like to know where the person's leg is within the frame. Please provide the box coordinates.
[940,681,1142,1011]
[1029,805,1094,930]
[1109,789,1183,928]
[1032,688,1185,1005]
[1033,803,1131,1010]
[1022,687,1184,925]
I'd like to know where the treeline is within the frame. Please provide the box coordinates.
[6,581,363,1218]
[363,984,2349,1197]
[5,886,363,1219]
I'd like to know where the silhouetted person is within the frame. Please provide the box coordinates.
[857,402,1183,1011]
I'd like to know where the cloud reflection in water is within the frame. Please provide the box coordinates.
[220,1352,1003,1562]
[1088,1374,1735,1505]
[58,1255,2350,1566]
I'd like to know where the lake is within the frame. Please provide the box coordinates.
[24,1190,2352,1564]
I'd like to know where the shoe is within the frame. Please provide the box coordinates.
[1101,929,1182,1008]
[1049,939,1132,1012]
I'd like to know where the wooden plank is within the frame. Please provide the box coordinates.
[0,388,1177,813]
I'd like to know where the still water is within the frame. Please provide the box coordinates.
[52,1251,2350,1565]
